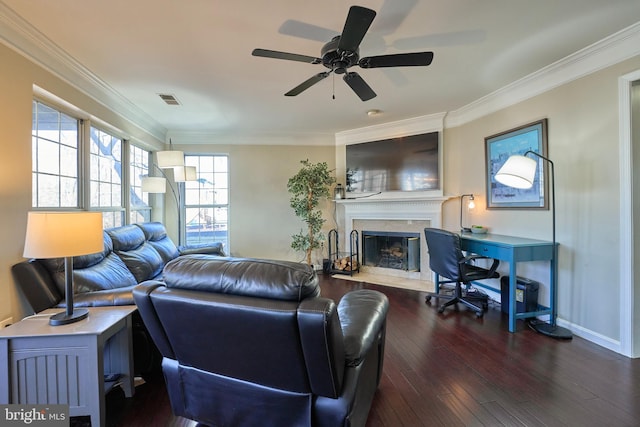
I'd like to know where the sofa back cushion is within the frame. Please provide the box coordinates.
[135,222,179,264]
[40,232,137,294]
[107,225,164,282]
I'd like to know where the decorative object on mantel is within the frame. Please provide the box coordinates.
[287,159,336,265]
[327,229,359,276]
[334,183,346,200]
[495,149,572,340]
[459,194,475,232]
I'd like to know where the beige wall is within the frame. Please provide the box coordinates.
[176,143,337,265]
[443,56,640,341]
[0,44,164,322]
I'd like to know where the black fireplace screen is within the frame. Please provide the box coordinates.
[362,231,420,272]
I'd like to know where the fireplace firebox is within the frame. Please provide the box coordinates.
[362,231,420,272]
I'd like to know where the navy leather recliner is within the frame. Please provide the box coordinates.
[133,254,389,427]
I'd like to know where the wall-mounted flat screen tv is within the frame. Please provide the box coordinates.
[346,132,440,193]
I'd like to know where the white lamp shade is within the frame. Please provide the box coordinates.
[495,155,538,189]
[141,176,167,193]
[23,211,103,258]
[156,150,184,168]
[173,166,197,182]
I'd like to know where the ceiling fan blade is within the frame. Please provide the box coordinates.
[279,20,338,43]
[359,52,434,68]
[252,48,321,64]
[343,72,377,101]
[285,72,331,96]
[337,6,376,53]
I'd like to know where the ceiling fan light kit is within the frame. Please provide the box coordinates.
[252,5,434,101]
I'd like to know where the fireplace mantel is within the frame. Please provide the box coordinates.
[335,195,450,238]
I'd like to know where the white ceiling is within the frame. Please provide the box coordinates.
[2,0,640,141]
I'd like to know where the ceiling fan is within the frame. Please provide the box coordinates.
[252,5,434,101]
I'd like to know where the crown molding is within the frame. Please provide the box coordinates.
[445,21,640,128]
[166,130,335,145]
[0,2,167,141]
[335,112,446,145]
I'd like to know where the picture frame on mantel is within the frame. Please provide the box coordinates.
[485,119,549,209]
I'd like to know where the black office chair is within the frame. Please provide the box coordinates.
[424,228,500,318]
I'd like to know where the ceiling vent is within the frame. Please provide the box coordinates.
[158,93,181,105]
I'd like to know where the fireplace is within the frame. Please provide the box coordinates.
[335,195,448,282]
[362,231,420,272]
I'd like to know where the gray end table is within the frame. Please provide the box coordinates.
[0,306,136,427]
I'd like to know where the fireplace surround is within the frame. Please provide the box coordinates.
[335,195,449,282]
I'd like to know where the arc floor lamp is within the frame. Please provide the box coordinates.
[495,151,572,339]
[141,144,197,245]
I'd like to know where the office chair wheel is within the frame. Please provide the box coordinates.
[425,295,432,303]
[437,306,445,314]
[475,311,484,318]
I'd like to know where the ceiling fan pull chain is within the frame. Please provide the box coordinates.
[332,72,336,100]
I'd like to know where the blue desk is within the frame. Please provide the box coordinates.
[437,232,556,332]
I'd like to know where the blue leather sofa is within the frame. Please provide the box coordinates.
[11,222,224,376]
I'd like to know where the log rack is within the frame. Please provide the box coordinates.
[327,229,359,276]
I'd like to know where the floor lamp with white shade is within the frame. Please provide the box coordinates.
[141,163,197,246]
[495,151,573,339]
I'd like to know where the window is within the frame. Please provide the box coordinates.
[89,127,123,228]
[184,155,229,251]
[31,100,80,208]
[32,98,156,227]
[130,145,152,223]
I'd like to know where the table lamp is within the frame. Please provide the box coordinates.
[23,211,103,326]
[495,151,572,339]
[460,194,475,232]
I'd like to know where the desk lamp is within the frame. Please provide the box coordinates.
[23,211,103,326]
[459,194,475,232]
[495,151,572,339]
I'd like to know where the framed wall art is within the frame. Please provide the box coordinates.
[485,119,548,209]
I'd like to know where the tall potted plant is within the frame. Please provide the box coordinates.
[287,159,336,265]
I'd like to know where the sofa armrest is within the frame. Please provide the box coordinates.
[11,260,62,313]
[178,242,225,256]
[133,281,176,359]
[337,289,389,367]
[298,298,345,398]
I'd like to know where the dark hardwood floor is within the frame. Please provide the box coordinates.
[90,275,640,426]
